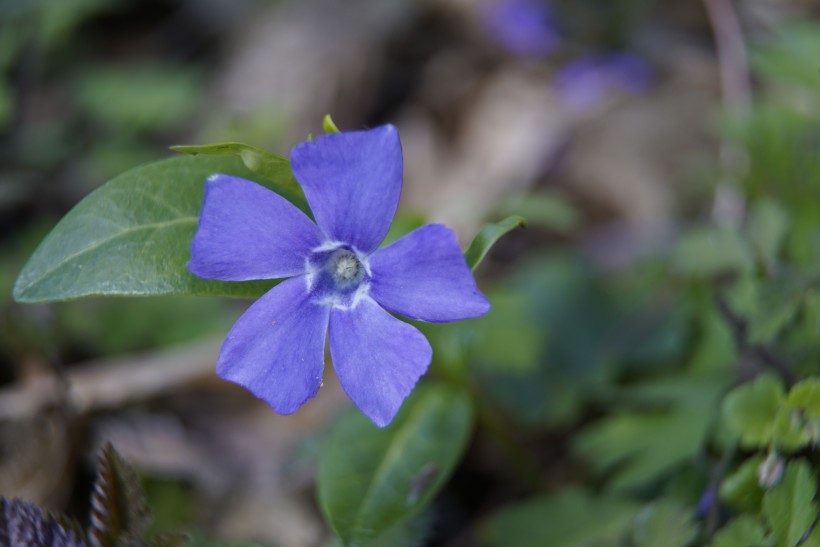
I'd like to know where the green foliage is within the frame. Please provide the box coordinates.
[746,198,789,273]
[13,156,280,303]
[762,460,818,547]
[720,455,765,513]
[711,516,769,547]
[722,374,820,451]
[323,114,342,134]
[464,215,526,271]
[75,65,201,134]
[722,374,785,448]
[673,225,753,277]
[630,500,698,547]
[575,377,722,491]
[317,384,474,546]
[479,488,638,547]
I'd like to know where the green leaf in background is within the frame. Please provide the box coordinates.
[499,192,579,233]
[673,226,753,277]
[724,274,803,345]
[772,406,811,451]
[574,379,721,491]
[722,374,785,448]
[464,216,526,271]
[479,488,638,547]
[630,500,699,547]
[787,378,820,416]
[746,198,789,272]
[13,155,278,302]
[75,64,200,134]
[762,460,818,547]
[711,515,770,547]
[317,384,473,547]
[720,456,765,513]
[170,142,308,213]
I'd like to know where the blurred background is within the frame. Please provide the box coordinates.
[2,0,820,545]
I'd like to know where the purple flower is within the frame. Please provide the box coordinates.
[188,125,490,427]
[554,52,651,109]
[482,0,560,59]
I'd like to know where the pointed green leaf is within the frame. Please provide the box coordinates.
[464,216,526,271]
[317,384,473,546]
[712,515,769,547]
[722,374,785,447]
[787,378,820,417]
[323,114,341,134]
[13,155,279,302]
[762,460,818,547]
[170,142,307,213]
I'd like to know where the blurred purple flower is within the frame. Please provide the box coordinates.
[482,0,560,58]
[554,52,651,108]
[189,125,490,427]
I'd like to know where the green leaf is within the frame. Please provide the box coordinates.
[673,226,753,277]
[630,500,699,547]
[574,379,722,491]
[722,374,785,447]
[317,384,473,546]
[772,406,811,451]
[13,155,278,302]
[169,142,307,213]
[787,378,820,417]
[762,460,818,547]
[720,456,765,513]
[479,488,638,547]
[712,515,770,547]
[464,216,526,271]
[746,198,789,270]
[75,65,201,134]
[323,114,341,133]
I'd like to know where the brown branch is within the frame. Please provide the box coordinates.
[702,0,752,115]
[0,338,222,421]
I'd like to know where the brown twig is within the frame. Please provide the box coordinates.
[702,0,752,115]
[0,338,222,421]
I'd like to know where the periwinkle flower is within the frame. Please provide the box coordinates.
[482,0,560,59]
[554,52,651,109]
[189,125,490,427]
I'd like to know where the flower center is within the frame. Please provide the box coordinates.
[306,245,370,309]
[333,251,362,283]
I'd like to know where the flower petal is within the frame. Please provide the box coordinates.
[217,276,330,415]
[290,125,402,253]
[189,174,322,281]
[369,224,491,322]
[329,297,431,427]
